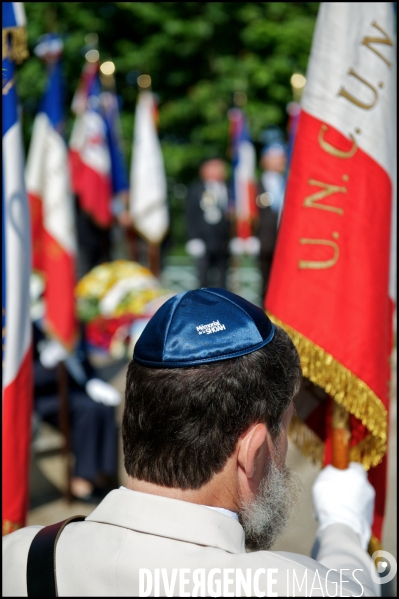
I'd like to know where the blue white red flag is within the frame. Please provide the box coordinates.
[228,108,258,241]
[25,35,78,350]
[69,62,113,227]
[2,1,33,535]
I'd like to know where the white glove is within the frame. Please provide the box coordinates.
[39,339,69,369]
[229,237,244,256]
[85,378,122,407]
[229,236,260,256]
[186,239,206,258]
[244,236,261,256]
[312,462,375,551]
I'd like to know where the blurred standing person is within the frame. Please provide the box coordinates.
[186,158,231,289]
[256,140,287,299]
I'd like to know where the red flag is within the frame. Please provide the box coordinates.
[265,3,396,548]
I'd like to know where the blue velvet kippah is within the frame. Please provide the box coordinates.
[133,288,275,368]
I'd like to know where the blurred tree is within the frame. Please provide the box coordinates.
[18,2,319,250]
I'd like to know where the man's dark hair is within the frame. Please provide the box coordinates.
[122,325,301,489]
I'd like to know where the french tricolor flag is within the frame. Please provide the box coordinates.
[2,2,33,534]
[25,34,78,350]
[229,108,258,242]
[69,62,113,228]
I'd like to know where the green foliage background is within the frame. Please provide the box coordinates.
[17,2,319,250]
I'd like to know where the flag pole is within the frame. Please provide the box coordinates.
[57,361,73,502]
[148,242,161,279]
[331,401,350,469]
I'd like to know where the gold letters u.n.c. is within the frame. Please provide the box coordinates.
[318,124,358,159]
[362,20,393,68]
[303,180,346,215]
[298,238,340,270]
[338,68,378,110]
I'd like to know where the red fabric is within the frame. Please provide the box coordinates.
[266,110,393,542]
[236,181,258,240]
[69,149,113,228]
[2,346,33,530]
[42,230,77,349]
[237,219,252,240]
[85,314,135,351]
[28,192,45,273]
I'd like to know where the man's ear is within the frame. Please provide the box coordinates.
[237,423,269,493]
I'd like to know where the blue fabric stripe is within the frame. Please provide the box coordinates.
[103,93,129,194]
[2,57,18,137]
[39,59,64,130]
[2,2,18,28]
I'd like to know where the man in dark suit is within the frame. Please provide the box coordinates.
[256,142,287,299]
[186,158,231,289]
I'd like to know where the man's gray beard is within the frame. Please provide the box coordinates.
[238,460,301,551]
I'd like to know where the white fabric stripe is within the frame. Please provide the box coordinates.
[235,140,256,221]
[72,110,111,175]
[129,92,168,244]
[12,2,26,27]
[25,112,48,195]
[26,112,77,255]
[42,123,77,255]
[3,121,32,387]
[302,3,396,179]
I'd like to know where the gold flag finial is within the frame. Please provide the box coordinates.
[2,27,29,63]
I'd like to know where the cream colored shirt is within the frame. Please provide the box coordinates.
[3,489,380,596]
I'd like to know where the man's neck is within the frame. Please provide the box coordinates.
[127,468,239,512]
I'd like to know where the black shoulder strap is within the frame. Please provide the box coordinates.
[26,515,86,597]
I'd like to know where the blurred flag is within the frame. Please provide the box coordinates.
[25,34,78,350]
[129,90,168,244]
[69,62,113,228]
[228,108,258,242]
[266,2,396,549]
[101,90,129,197]
[2,1,33,535]
[285,101,301,179]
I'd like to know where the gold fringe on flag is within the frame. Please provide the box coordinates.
[368,535,382,555]
[2,519,22,536]
[268,313,388,471]
[2,27,29,63]
[288,414,324,464]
